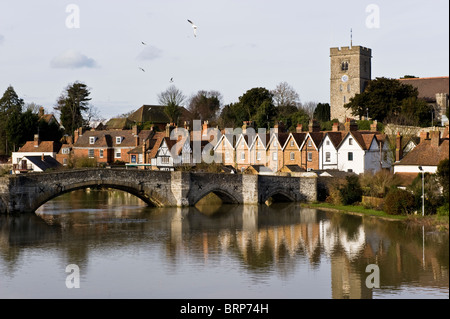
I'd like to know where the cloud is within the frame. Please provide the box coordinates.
[136,45,162,61]
[50,49,98,69]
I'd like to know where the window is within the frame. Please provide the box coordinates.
[290,140,294,147]
[347,84,351,92]
[161,157,169,164]
[88,149,94,158]
[340,84,343,92]
[343,96,346,103]
[272,152,277,161]
[62,148,70,154]
[138,154,143,164]
[115,149,121,158]
[349,138,353,145]
[257,151,261,161]
[348,169,353,173]
[326,140,330,146]
[225,152,230,160]
[325,152,330,162]
[99,149,104,158]
[89,137,96,144]
[290,152,295,161]
[131,155,137,163]
[307,152,312,162]
[273,140,277,147]
[63,158,68,166]
[116,136,122,144]
[341,61,348,71]
[308,139,312,147]
[348,152,353,161]
[241,152,245,161]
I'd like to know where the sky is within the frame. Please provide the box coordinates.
[0,0,448,121]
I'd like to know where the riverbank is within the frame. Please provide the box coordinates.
[301,202,449,232]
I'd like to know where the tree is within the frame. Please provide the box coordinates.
[54,82,91,136]
[218,103,246,129]
[238,87,274,121]
[254,100,277,130]
[0,85,24,154]
[188,90,222,123]
[158,85,186,124]
[271,82,300,118]
[344,77,419,122]
[300,101,318,119]
[313,103,331,122]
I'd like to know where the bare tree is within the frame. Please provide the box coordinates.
[158,85,186,124]
[271,82,300,108]
[300,101,318,119]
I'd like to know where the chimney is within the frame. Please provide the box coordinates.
[370,120,378,132]
[34,134,40,147]
[135,135,140,147]
[132,124,138,136]
[419,130,428,143]
[395,132,403,162]
[74,128,79,144]
[332,122,339,132]
[296,124,303,133]
[184,121,190,131]
[202,120,209,136]
[66,136,73,145]
[41,153,45,161]
[344,118,357,131]
[308,119,320,132]
[39,107,45,117]
[242,121,248,134]
[430,130,440,148]
[165,123,175,138]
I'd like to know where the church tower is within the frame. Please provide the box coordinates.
[330,45,372,122]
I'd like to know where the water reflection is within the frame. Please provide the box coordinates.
[0,189,448,299]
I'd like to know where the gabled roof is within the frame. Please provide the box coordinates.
[74,129,153,148]
[17,140,61,153]
[147,132,166,159]
[300,132,324,150]
[213,133,236,150]
[337,131,377,150]
[394,138,449,166]
[267,132,290,149]
[103,118,134,130]
[282,132,306,150]
[398,76,449,102]
[249,133,271,150]
[323,131,346,149]
[127,105,193,124]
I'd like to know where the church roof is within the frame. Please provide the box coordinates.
[398,76,449,102]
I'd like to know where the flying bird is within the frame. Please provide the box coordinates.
[138,67,145,72]
[170,77,174,83]
[187,19,198,37]
[141,41,147,45]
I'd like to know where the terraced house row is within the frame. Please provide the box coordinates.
[12,118,396,175]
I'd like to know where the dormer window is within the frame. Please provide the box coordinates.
[116,136,122,144]
[89,137,96,144]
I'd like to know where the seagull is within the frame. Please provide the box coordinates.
[170,77,174,83]
[138,67,145,72]
[187,19,198,37]
[141,41,147,45]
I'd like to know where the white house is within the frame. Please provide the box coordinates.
[318,131,345,170]
[12,134,61,173]
[336,131,385,174]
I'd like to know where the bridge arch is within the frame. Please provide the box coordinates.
[262,188,296,204]
[191,188,240,206]
[30,182,166,213]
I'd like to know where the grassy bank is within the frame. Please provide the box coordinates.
[301,202,449,231]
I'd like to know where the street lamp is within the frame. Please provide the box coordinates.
[418,166,424,216]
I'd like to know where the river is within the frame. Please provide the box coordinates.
[0,189,448,299]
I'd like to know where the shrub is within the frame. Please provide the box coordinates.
[384,188,415,215]
[437,203,449,217]
[339,175,363,205]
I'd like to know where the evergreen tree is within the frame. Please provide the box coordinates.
[0,85,24,154]
[55,82,91,136]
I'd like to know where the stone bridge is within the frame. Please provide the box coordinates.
[0,168,317,214]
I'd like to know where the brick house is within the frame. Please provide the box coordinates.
[72,126,154,165]
[282,125,306,170]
